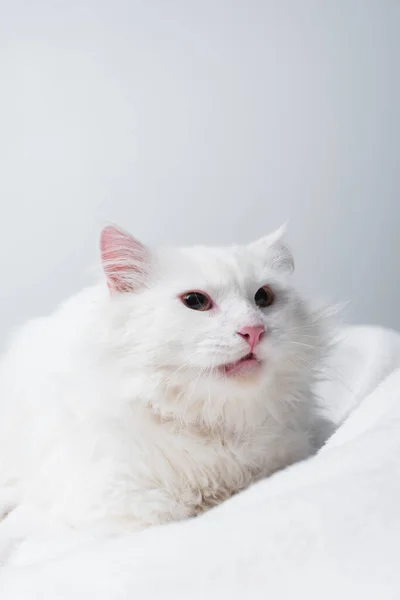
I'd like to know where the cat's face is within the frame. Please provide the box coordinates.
[101,228,319,400]
[101,226,323,395]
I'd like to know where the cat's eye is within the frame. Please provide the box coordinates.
[181,291,213,311]
[254,286,275,308]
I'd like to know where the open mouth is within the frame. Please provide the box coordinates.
[219,353,262,377]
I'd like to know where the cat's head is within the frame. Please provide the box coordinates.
[100,225,326,416]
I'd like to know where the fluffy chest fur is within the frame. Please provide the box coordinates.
[47,391,314,529]
[144,411,312,516]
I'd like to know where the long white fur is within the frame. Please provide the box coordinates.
[0,226,329,532]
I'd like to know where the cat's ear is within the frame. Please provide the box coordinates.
[100,225,150,293]
[250,224,294,273]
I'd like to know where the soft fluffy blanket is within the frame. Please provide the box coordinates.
[1,325,400,600]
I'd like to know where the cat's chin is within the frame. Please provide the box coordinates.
[218,353,263,378]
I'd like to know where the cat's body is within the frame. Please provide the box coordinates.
[0,226,328,531]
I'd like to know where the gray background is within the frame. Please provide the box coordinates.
[1,0,399,342]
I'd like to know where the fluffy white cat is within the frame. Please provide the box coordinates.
[0,225,329,531]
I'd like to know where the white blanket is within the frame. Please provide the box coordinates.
[1,325,400,600]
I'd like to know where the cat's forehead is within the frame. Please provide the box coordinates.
[155,244,272,289]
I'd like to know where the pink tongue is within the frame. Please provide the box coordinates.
[225,354,253,373]
[239,353,253,363]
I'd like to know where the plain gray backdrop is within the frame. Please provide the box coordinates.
[0,0,399,343]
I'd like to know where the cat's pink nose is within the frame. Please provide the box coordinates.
[237,325,265,351]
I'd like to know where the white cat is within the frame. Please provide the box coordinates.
[0,225,329,532]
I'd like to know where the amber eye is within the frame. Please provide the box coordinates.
[254,286,275,308]
[181,291,213,311]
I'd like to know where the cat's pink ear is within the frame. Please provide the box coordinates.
[250,224,294,273]
[100,226,150,293]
